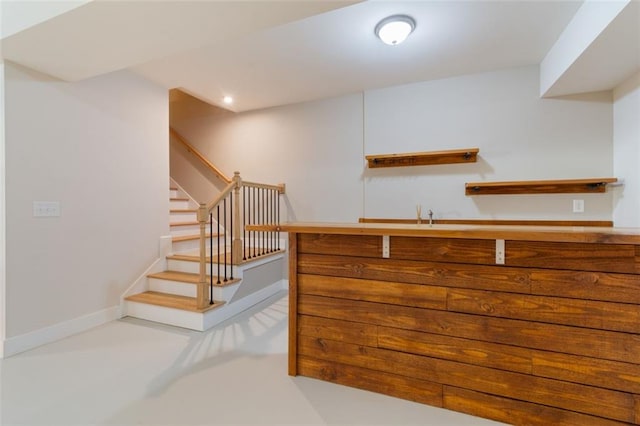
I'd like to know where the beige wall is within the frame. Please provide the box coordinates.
[171,93,365,222]
[4,64,169,339]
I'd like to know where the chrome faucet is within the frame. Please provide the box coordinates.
[428,209,433,227]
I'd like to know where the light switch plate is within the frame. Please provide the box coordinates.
[33,201,60,217]
[573,199,584,213]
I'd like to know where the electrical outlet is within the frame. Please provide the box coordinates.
[573,199,584,213]
[382,235,390,258]
[33,201,60,217]
[495,239,505,265]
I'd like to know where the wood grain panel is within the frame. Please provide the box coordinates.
[290,230,640,425]
[447,288,640,333]
[390,236,495,264]
[297,253,530,294]
[298,274,447,310]
[377,326,532,374]
[532,351,640,394]
[297,253,640,303]
[444,386,628,426]
[297,315,378,347]
[297,233,380,257]
[530,269,640,304]
[288,233,298,376]
[298,336,635,422]
[298,294,640,364]
[507,241,638,273]
[297,356,443,407]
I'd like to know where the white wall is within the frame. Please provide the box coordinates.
[173,66,613,223]
[0,61,6,355]
[365,66,613,221]
[613,72,640,227]
[3,63,168,349]
[171,94,364,222]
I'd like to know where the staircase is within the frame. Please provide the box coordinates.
[122,181,286,331]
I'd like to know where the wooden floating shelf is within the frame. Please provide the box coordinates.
[366,148,479,168]
[465,178,618,195]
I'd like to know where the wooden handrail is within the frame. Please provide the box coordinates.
[205,178,238,213]
[170,127,232,184]
[243,180,285,193]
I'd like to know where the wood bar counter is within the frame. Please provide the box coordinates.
[259,223,640,425]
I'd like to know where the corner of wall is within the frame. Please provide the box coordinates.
[612,71,640,227]
[0,60,6,357]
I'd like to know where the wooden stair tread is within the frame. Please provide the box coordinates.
[168,248,285,264]
[170,221,209,227]
[172,233,223,242]
[147,270,240,286]
[170,209,197,213]
[125,291,224,313]
[170,197,190,202]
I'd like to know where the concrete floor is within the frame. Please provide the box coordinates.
[0,292,506,425]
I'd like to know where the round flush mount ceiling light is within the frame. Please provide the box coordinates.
[223,96,233,105]
[375,15,416,45]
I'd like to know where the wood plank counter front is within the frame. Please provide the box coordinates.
[267,223,640,426]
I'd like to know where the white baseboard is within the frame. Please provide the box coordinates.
[1,306,119,358]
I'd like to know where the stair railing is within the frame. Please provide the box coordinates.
[196,172,285,309]
[170,128,284,308]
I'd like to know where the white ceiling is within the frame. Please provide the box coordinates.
[2,1,638,113]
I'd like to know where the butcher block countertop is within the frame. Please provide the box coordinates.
[249,222,640,244]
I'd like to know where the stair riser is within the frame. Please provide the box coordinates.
[170,224,202,236]
[167,258,237,276]
[171,238,202,252]
[170,212,197,223]
[148,278,196,298]
[148,277,239,300]
[170,189,179,198]
[170,199,190,209]
[125,301,206,331]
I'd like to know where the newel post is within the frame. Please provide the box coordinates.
[196,203,209,309]
[232,172,243,265]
